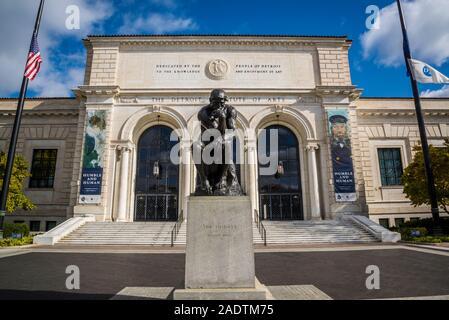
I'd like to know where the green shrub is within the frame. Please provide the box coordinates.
[400,227,428,239]
[406,236,449,243]
[411,236,442,243]
[0,235,33,247]
[389,226,399,232]
[3,223,30,238]
[400,217,449,235]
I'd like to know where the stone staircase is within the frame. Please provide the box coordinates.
[57,219,378,246]
[58,222,186,246]
[252,220,378,245]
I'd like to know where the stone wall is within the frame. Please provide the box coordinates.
[0,98,79,230]
[317,45,352,86]
[83,40,119,86]
[355,98,449,225]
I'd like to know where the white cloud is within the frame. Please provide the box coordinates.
[361,0,449,67]
[119,13,198,34]
[421,85,449,97]
[0,0,113,97]
[32,67,85,97]
[151,0,178,9]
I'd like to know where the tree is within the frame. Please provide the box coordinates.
[402,139,449,214]
[0,152,35,213]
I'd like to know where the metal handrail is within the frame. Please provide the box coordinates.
[170,210,184,247]
[254,209,267,246]
[261,221,267,246]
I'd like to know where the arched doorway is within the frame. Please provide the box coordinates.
[258,125,303,220]
[192,136,243,194]
[134,125,179,221]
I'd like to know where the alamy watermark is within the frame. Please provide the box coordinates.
[365,5,381,30]
[365,265,380,290]
[65,265,80,290]
[167,125,281,176]
[65,5,80,30]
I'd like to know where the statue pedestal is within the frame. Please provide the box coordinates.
[174,196,267,300]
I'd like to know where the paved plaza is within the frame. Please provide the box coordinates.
[0,244,448,300]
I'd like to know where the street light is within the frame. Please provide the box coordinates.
[153,161,160,179]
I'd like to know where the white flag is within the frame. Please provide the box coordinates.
[409,59,449,84]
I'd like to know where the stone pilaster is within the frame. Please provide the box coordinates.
[306,143,322,220]
[116,146,131,222]
[246,140,258,216]
[181,141,192,219]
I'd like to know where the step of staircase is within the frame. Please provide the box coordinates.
[59,222,186,246]
[252,220,378,244]
[58,218,378,246]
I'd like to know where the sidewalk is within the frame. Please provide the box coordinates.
[0,242,448,300]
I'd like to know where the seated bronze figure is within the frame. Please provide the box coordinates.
[193,89,243,196]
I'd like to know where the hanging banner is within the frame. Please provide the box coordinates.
[327,109,357,202]
[79,110,107,204]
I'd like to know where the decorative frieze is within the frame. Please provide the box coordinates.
[118,96,139,104]
[113,94,325,106]
[358,111,449,117]
[113,38,348,49]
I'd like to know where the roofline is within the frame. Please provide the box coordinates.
[0,97,76,100]
[84,34,352,44]
[86,34,349,39]
[1,96,447,101]
[359,96,449,100]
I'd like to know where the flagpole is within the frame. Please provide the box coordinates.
[0,0,45,229]
[396,0,441,231]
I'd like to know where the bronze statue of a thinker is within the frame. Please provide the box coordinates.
[193,89,243,196]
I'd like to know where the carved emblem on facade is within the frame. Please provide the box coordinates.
[118,96,139,104]
[275,104,284,113]
[297,96,321,104]
[206,59,229,80]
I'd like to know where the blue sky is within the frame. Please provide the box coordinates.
[1,0,448,98]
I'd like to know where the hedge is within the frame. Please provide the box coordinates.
[2,223,30,238]
[0,235,33,247]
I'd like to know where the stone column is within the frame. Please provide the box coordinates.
[182,142,191,220]
[117,147,130,222]
[307,143,321,221]
[246,141,257,217]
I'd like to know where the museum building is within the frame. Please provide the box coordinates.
[1,35,448,236]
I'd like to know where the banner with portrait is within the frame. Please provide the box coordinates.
[327,109,357,202]
[79,110,107,204]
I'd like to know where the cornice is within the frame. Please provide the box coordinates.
[85,36,351,49]
[118,39,331,48]
[315,86,362,101]
[75,85,120,97]
[358,111,449,117]
[0,110,78,117]
[116,88,315,95]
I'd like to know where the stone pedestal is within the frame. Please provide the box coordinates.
[174,196,267,300]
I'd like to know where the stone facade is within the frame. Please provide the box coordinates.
[354,98,449,226]
[1,35,448,231]
[0,98,80,229]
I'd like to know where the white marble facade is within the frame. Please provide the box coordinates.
[1,35,448,230]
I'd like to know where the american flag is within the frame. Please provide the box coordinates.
[24,34,42,81]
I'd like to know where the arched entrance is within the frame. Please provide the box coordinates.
[258,125,303,220]
[134,125,179,221]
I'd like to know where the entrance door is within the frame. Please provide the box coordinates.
[134,125,179,221]
[258,125,303,220]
